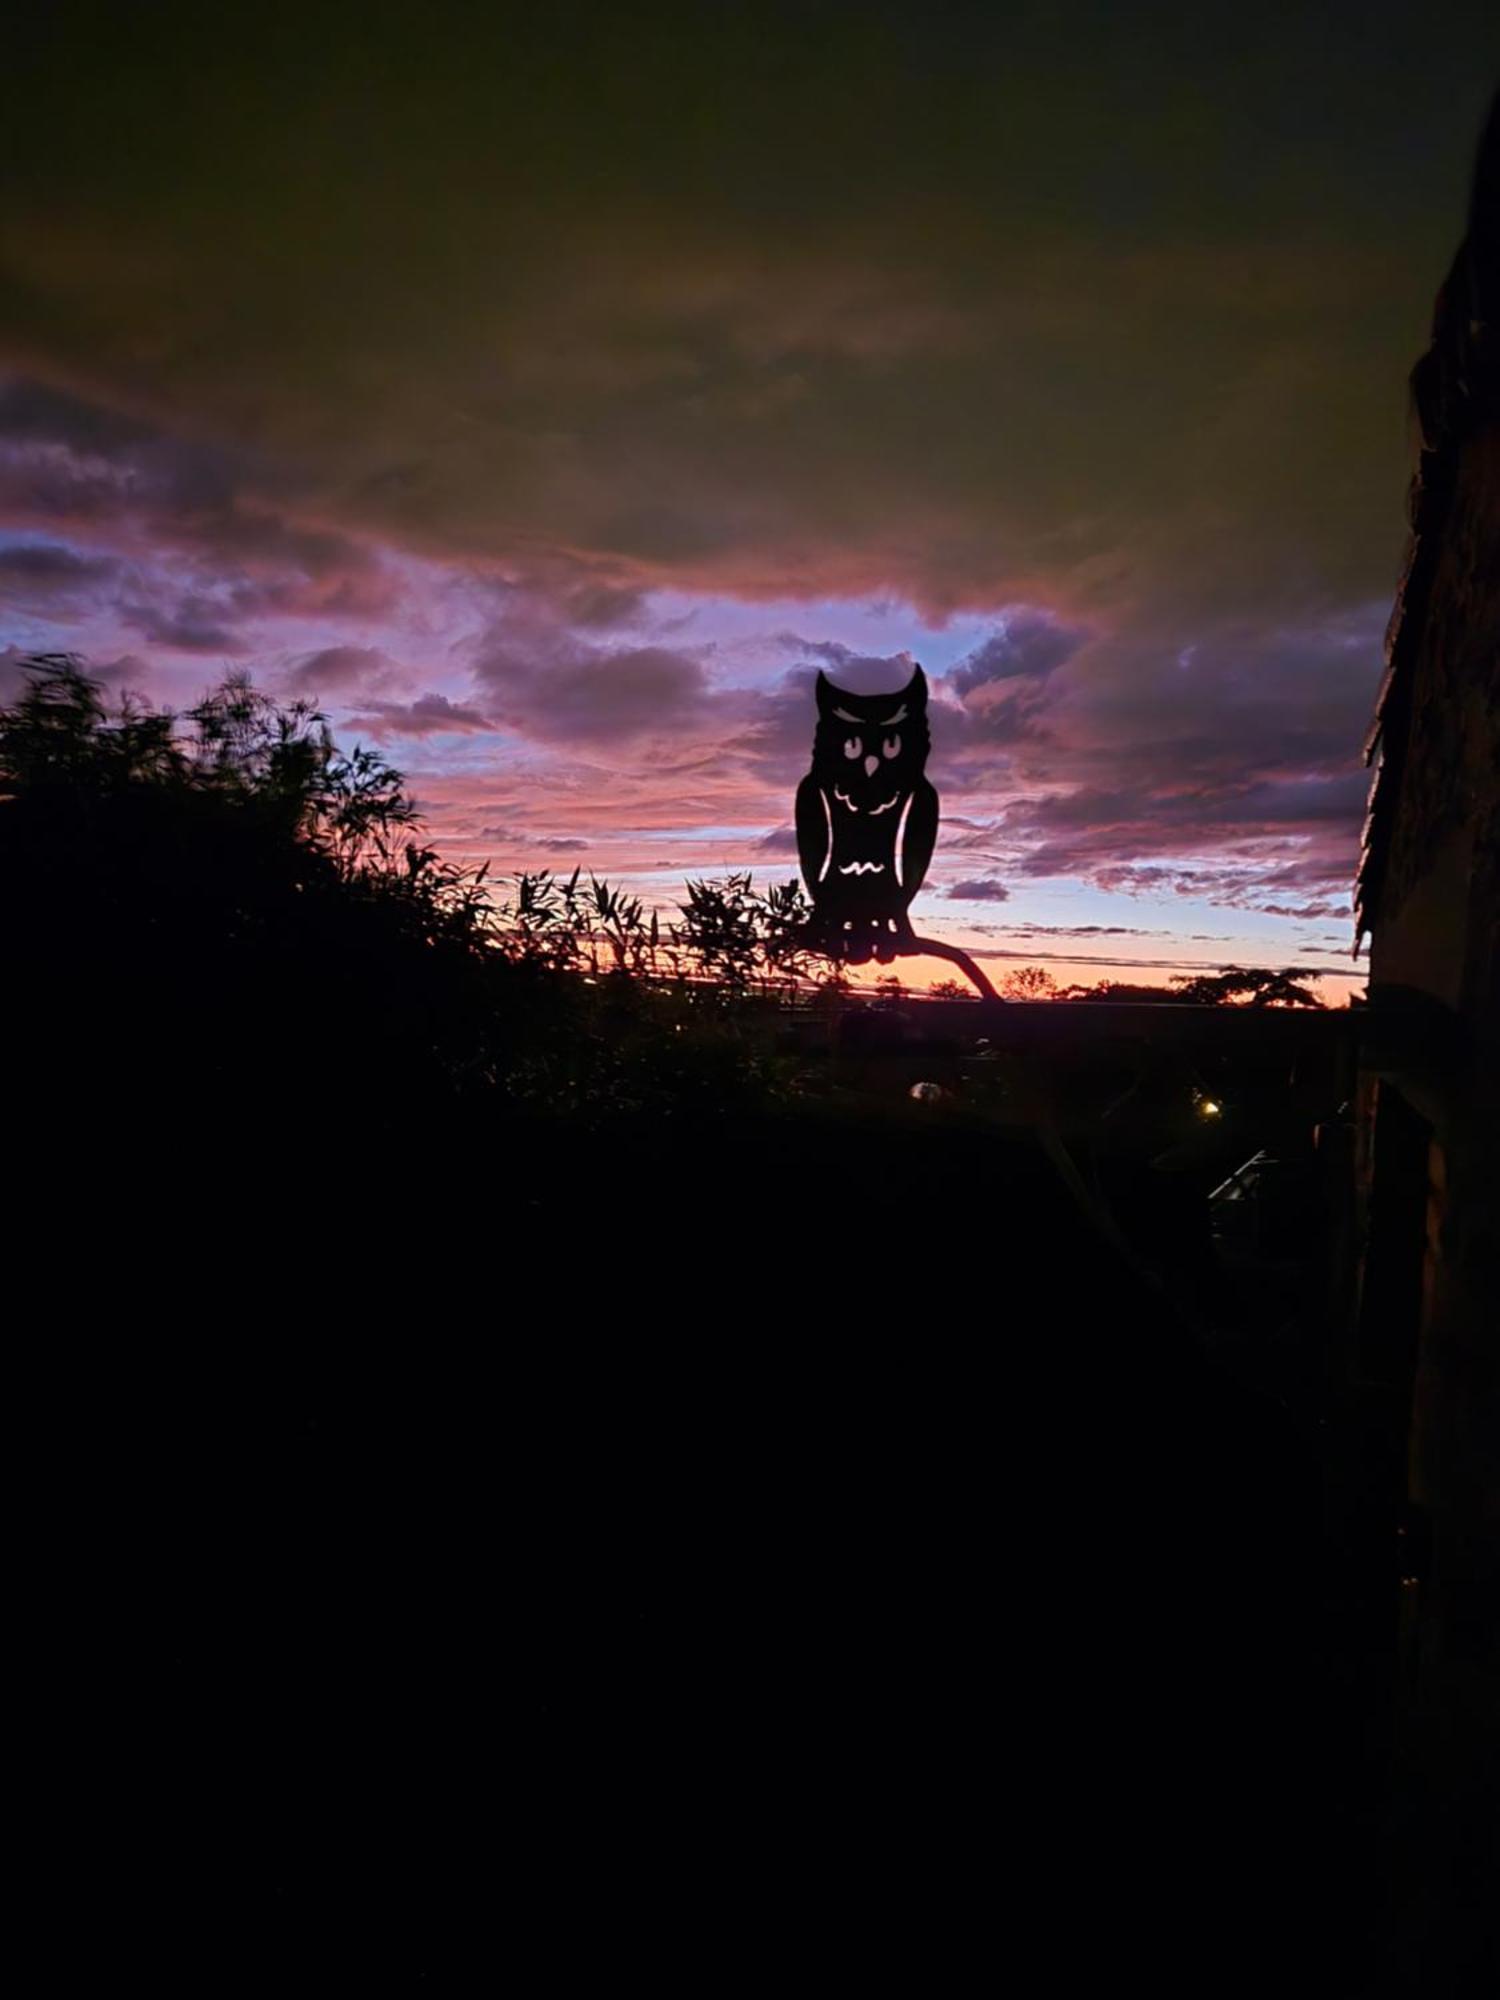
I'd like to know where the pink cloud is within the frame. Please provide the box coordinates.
[343,691,497,738]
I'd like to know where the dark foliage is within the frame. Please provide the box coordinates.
[4,660,496,1145]
[1,658,800,1154]
[5,654,1360,1987]
[1171,964,1326,1007]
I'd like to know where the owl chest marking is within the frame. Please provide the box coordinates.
[819,786,914,887]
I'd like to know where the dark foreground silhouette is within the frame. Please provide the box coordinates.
[7,661,1375,1987]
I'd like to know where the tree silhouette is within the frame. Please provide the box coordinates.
[1169,966,1325,1008]
[3,657,500,1139]
[1001,964,1058,1000]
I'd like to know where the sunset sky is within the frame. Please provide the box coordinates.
[4,3,1497,992]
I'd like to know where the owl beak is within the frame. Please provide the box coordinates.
[864,755,879,778]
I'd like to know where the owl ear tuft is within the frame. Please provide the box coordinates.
[904,664,928,708]
[814,670,837,713]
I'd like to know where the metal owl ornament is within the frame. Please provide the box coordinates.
[795,665,998,996]
[796,666,936,964]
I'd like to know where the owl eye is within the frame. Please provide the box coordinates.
[882,733,901,759]
[843,736,862,760]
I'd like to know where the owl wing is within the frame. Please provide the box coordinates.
[899,780,939,903]
[795,775,831,900]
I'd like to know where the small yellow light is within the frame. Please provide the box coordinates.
[1200,1099,1221,1118]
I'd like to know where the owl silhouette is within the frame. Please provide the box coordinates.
[795,665,938,965]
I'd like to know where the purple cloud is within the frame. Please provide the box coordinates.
[285,645,404,696]
[947,613,1086,694]
[343,692,497,737]
[117,594,249,654]
[756,823,800,855]
[945,877,1012,902]
[0,540,119,615]
[472,597,715,745]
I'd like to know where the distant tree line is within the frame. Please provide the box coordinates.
[993,965,1325,1007]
